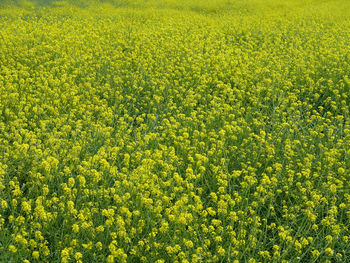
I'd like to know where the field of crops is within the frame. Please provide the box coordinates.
[1,0,350,262]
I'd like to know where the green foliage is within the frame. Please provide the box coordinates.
[0,0,350,262]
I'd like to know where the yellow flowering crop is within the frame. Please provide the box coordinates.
[0,0,350,262]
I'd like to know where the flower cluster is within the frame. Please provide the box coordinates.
[0,0,350,262]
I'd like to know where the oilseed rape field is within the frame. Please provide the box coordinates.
[0,0,350,262]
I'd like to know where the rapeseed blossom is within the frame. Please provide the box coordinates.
[0,0,350,262]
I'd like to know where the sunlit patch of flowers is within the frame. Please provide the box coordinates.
[0,0,350,262]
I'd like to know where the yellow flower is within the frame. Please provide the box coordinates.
[9,245,17,253]
[96,225,105,232]
[72,224,79,233]
[61,248,70,259]
[96,242,103,250]
[217,246,225,256]
[74,252,83,260]
[184,240,193,248]
[68,177,75,188]
[32,251,40,259]
[325,235,332,243]
[325,248,333,256]
[107,255,115,263]
[1,200,8,209]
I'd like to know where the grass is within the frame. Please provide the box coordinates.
[0,0,350,262]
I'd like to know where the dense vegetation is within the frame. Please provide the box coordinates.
[1,0,350,262]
